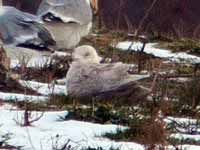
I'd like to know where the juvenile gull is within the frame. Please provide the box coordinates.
[37,0,93,50]
[0,6,56,50]
[66,45,150,97]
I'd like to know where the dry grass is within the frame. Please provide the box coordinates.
[156,38,200,55]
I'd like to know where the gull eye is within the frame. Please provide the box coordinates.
[84,52,90,57]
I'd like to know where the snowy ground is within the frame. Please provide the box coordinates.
[1,41,200,150]
[1,104,200,150]
[0,48,146,150]
[116,41,200,64]
[0,80,66,102]
[0,92,47,102]
[0,104,143,150]
[19,80,66,96]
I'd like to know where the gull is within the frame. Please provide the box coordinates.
[37,0,93,50]
[0,6,56,51]
[66,45,150,97]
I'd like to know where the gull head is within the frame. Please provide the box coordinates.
[73,45,102,63]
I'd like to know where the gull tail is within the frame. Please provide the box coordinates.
[128,74,150,82]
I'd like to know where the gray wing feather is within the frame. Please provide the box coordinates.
[0,7,36,42]
[82,63,149,93]
[37,0,92,25]
[67,62,149,96]
[67,63,101,96]
[0,7,55,46]
[93,63,132,91]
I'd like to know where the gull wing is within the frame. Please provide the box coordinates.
[37,0,92,25]
[0,7,55,47]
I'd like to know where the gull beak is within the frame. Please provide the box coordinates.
[90,0,98,14]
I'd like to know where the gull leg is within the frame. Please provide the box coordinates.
[73,98,77,110]
[91,97,95,117]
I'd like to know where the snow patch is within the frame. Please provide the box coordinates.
[116,41,200,64]
[0,92,47,102]
[0,106,138,150]
[10,56,52,69]
[0,6,7,16]
[19,80,67,96]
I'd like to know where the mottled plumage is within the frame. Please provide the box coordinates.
[66,45,150,97]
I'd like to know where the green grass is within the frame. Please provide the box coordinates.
[64,104,143,125]
[102,122,145,142]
